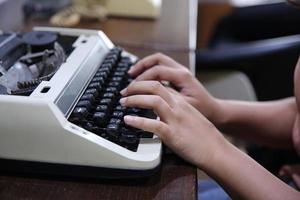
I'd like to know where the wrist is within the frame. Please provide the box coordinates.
[208,98,227,127]
[200,134,235,175]
[195,128,230,169]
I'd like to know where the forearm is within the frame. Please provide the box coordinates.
[211,97,297,148]
[201,139,300,200]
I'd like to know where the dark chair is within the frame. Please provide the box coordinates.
[196,2,300,100]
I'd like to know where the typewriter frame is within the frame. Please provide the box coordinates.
[0,27,162,178]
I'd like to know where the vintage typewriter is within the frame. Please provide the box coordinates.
[0,27,162,178]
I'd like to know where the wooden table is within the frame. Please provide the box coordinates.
[0,154,196,200]
[23,0,198,70]
[0,0,198,199]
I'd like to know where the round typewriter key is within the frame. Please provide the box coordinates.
[88,82,102,92]
[115,105,126,111]
[80,94,95,103]
[77,100,93,111]
[114,71,126,77]
[103,92,115,99]
[99,98,113,106]
[71,107,88,122]
[120,131,138,144]
[93,112,107,126]
[112,77,123,82]
[108,81,121,88]
[106,54,118,61]
[96,105,109,112]
[112,111,124,118]
[95,71,108,79]
[106,124,120,141]
[92,77,105,85]
[106,87,118,93]
[85,88,99,97]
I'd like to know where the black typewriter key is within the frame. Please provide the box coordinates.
[139,131,154,138]
[112,77,123,82]
[120,131,139,144]
[92,77,105,85]
[112,111,124,118]
[127,107,142,115]
[103,92,115,99]
[109,118,121,125]
[127,77,134,83]
[123,122,141,133]
[106,54,118,61]
[106,87,118,93]
[80,94,95,103]
[121,139,139,152]
[118,62,129,69]
[100,98,112,106]
[96,105,109,112]
[88,82,102,91]
[106,119,121,141]
[101,63,113,70]
[115,105,126,111]
[114,71,126,77]
[115,67,129,72]
[71,107,88,121]
[116,63,129,72]
[106,123,120,138]
[77,100,92,111]
[98,66,110,71]
[95,71,108,79]
[103,58,116,66]
[120,57,131,63]
[83,121,97,132]
[98,131,107,138]
[85,88,99,97]
[93,112,107,126]
[108,81,120,88]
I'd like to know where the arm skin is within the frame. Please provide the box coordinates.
[212,97,298,148]
[128,53,299,149]
[121,80,300,200]
[203,136,300,200]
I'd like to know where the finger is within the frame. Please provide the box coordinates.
[292,174,300,188]
[128,53,179,77]
[279,165,293,176]
[135,65,185,86]
[124,115,170,140]
[166,87,181,96]
[120,95,172,121]
[121,81,174,104]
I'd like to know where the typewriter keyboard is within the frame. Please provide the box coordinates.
[68,47,155,152]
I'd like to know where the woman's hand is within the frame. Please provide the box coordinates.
[120,80,226,167]
[128,53,220,123]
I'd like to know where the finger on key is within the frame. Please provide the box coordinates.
[128,53,180,76]
[124,115,170,140]
[135,65,184,86]
[120,95,172,121]
[120,81,174,105]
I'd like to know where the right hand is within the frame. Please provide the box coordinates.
[120,80,226,168]
[128,53,220,122]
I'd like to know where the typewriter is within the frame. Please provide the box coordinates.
[0,27,162,178]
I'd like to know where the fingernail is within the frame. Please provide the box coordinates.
[128,67,134,74]
[119,98,127,105]
[124,115,134,124]
[120,88,127,96]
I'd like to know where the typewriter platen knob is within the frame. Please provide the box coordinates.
[23,31,58,53]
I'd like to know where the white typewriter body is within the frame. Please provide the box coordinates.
[0,27,162,172]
